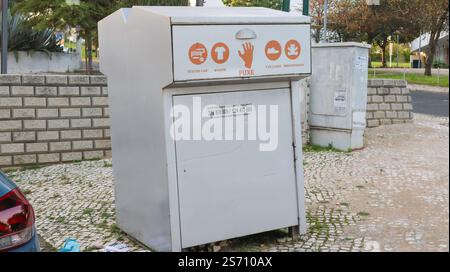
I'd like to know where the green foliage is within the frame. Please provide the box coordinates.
[0,13,62,53]
[223,0,283,10]
[13,0,190,34]
[121,0,189,5]
[12,0,189,70]
[303,144,350,153]
[370,43,411,63]
[433,59,449,69]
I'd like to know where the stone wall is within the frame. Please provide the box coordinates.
[366,79,413,127]
[2,52,82,74]
[0,75,414,168]
[0,74,110,167]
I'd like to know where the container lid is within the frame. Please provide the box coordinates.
[136,6,310,24]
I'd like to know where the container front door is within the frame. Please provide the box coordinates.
[172,88,299,248]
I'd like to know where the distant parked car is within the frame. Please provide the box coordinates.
[0,171,40,252]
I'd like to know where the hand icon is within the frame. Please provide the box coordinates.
[238,42,254,69]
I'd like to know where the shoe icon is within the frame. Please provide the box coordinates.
[266,47,279,55]
[265,40,282,61]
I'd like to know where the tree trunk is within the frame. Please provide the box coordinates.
[314,28,321,43]
[379,43,386,67]
[424,31,437,76]
[86,32,93,75]
[424,6,448,76]
[381,46,387,68]
[367,37,374,68]
[84,46,88,74]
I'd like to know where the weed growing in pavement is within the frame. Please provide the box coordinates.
[357,211,370,217]
[21,188,32,195]
[303,144,351,153]
[83,208,94,215]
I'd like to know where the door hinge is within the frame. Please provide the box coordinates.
[292,142,297,162]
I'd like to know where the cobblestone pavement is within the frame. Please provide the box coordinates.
[5,114,448,252]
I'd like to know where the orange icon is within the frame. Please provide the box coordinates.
[265,40,282,61]
[189,43,208,65]
[238,42,254,69]
[285,39,301,60]
[211,42,230,64]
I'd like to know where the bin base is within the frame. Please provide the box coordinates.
[310,127,365,151]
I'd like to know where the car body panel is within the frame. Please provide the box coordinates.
[7,228,40,252]
[0,171,17,198]
[0,171,40,252]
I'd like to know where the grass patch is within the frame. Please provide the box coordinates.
[110,223,126,239]
[1,168,19,174]
[371,61,411,68]
[339,202,349,207]
[3,164,43,173]
[303,144,350,153]
[101,212,112,219]
[96,220,109,229]
[85,157,102,161]
[38,235,57,252]
[103,161,112,167]
[357,211,370,217]
[356,185,365,189]
[369,70,449,87]
[83,208,94,215]
[219,229,288,252]
[20,164,43,171]
[21,189,32,195]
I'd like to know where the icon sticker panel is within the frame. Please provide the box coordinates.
[211,42,230,64]
[265,40,282,61]
[238,42,254,69]
[189,43,208,65]
[285,39,301,60]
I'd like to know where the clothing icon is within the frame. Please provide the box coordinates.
[265,40,282,61]
[211,42,229,64]
[284,39,301,60]
[189,43,208,65]
[215,47,225,60]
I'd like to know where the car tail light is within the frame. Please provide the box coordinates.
[0,188,35,251]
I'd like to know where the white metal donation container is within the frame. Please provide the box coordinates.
[309,42,371,150]
[98,6,311,251]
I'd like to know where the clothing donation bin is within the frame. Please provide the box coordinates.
[98,6,311,252]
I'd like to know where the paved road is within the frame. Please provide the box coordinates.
[411,91,449,117]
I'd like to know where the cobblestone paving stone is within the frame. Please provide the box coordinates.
[6,114,448,252]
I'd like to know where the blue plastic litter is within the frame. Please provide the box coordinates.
[58,238,80,252]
